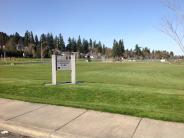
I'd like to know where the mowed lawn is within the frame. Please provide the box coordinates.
[0,60,184,122]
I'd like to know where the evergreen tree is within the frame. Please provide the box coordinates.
[13,32,20,44]
[54,36,59,50]
[83,39,89,54]
[35,35,39,47]
[46,33,54,50]
[98,41,102,53]
[40,33,47,59]
[142,47,150,59]
[71,38,77,52]
[29,31,35,44]
[89,39,93,52]
[66,37,72,52]
[77,36,82,53]
[118,39,125,55]
[102,44,106,55]
[24,31,29,47]
[134,44,142,58]
[0,32,9,56]
[34,35,39,57]
[58,34,65,52]
[112,39,118,58]
[112,39,124,59]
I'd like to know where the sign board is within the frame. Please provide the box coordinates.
[56,55,71,70]
[51,54,76,85]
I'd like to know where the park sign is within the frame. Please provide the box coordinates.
[51,54,76,85]
[56,55,71,70]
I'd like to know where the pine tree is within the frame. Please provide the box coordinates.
[13,32,20,44]
[66,37,72,52]
[34,35,39,57]
[35,35,39,47]
[118,39,125,56]
[112,39,125,59]
[89,39,93,53]
[54,36,59,50]
[71,38,77,52]
[102,44,106,55]
[112,39,118,58]
[77,36,82,53]
[134,44,142,58]
[29,31,35,44]
[83,39,89,54]
[98,41,102,53]
[0,32,9,47]
[40,33,47,59]
[58,34,65,52]
[24,31,29,47]
[46,33,54,50]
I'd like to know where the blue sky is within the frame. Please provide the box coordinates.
[0,0,182,55]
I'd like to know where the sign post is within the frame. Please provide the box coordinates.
[71,54,76,84]
[52,55,56,85]
[50,53,76,85]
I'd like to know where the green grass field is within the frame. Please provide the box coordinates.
[0,60,184,122]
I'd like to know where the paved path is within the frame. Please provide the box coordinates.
[0,98,184,138]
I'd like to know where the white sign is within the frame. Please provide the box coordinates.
[51,54,76,85]
[56,55,71,70]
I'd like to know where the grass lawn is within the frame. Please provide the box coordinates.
[0,60,184,123]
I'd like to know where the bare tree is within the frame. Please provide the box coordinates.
[41,43,48,61]
[161,0,184,53]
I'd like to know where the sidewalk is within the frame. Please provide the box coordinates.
[0,98,184,138]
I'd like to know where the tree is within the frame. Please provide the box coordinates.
[24,31,29,47]
[71,38,77,52]
[46,33,54,51]
[35,35,39,47]
[134,44,142,58]
[118,39,125,55]
[97,41,102,53]
[142,47,150,59]
[0,32,9,56]
[29,31,34,44]
[58,34,65,52]
[0,32,9,47]
[77,36,82,53]
[29,31,36,57]
[83,39,89,54]
[89,38,93,54]
[93,40,98,55]
[169,51,174,58]
[112,39,125,60]
[40,33,48,59]
[54,36,59,51]
[5,37,17,57]
[13,32,20,44]
[161,0,184,53]
[66,37,72,52]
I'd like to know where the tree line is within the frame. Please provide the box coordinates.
[0,31,177,60]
